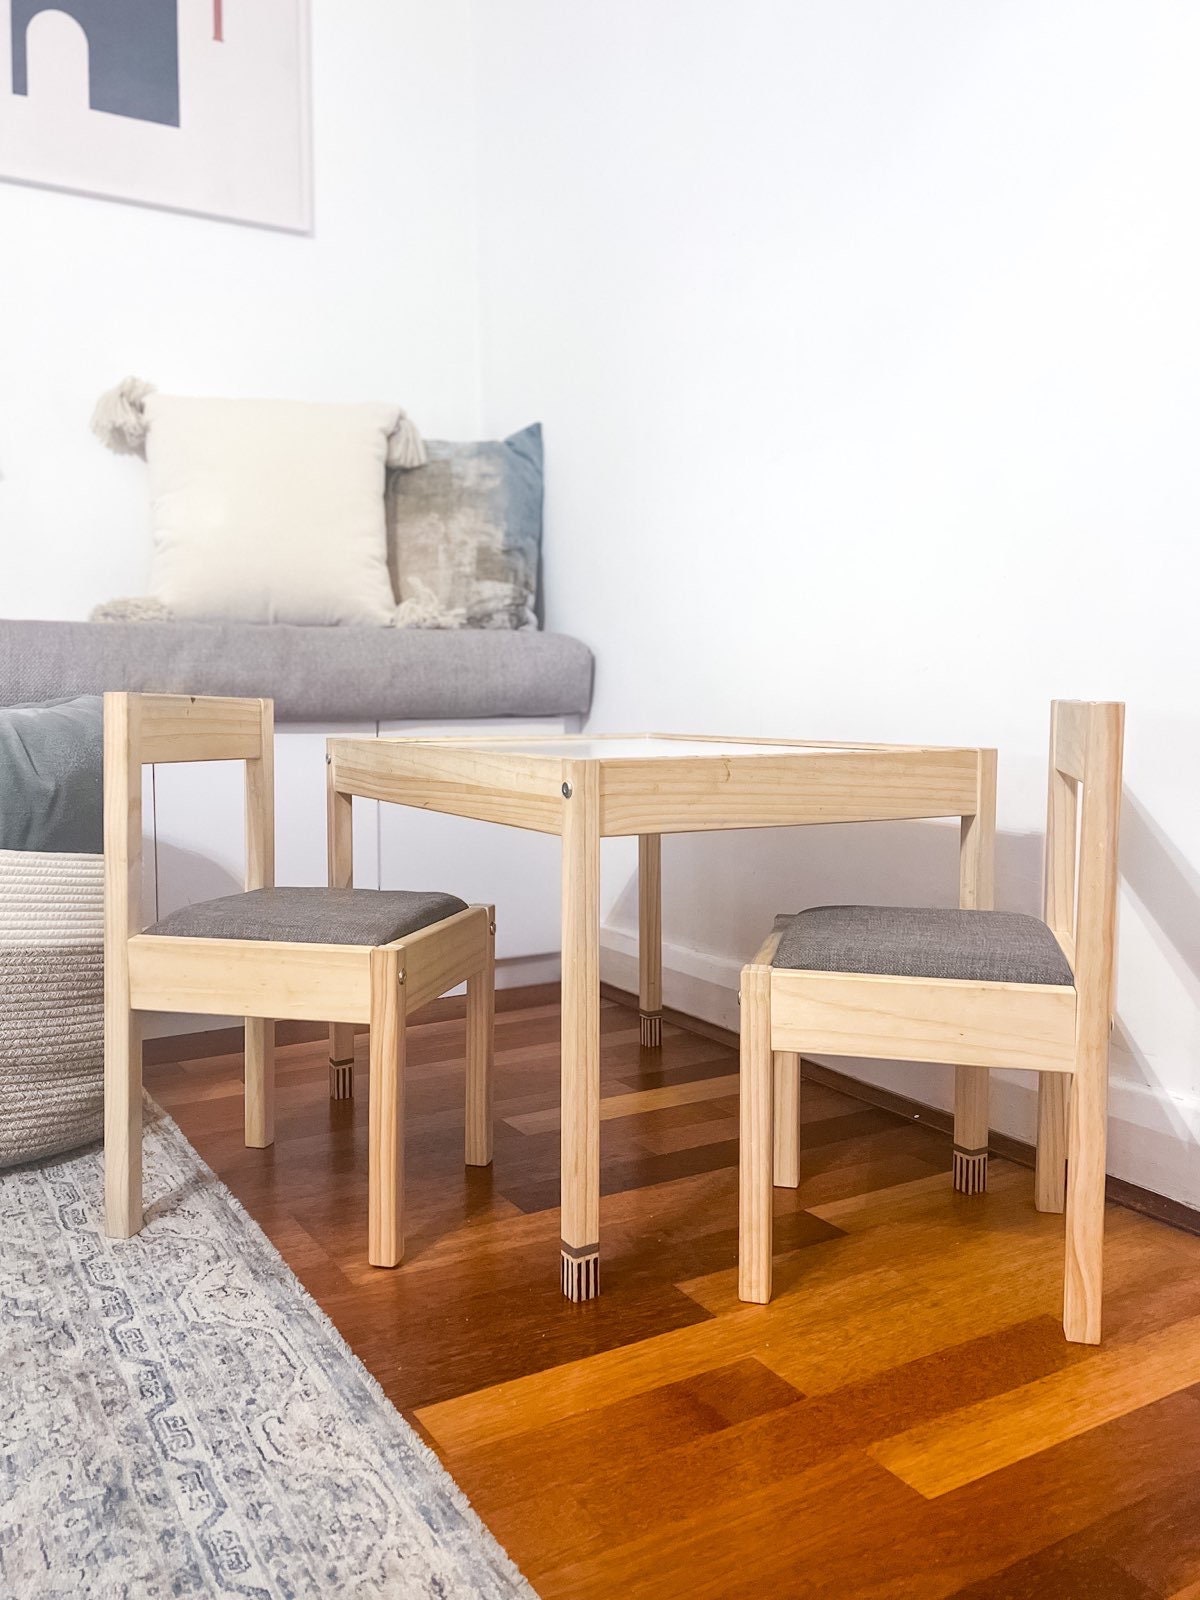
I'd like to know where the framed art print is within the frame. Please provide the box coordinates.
[0,1,312,231]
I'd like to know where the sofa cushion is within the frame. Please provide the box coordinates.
[0,697,103,854]
[147,887,467,946]
[772,905,1074,986]
[0,621,593,724]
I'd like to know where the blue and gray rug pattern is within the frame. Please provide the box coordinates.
[0,1103,536,1599]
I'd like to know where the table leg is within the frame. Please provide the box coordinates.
[560,761,601,1301]
[638,833,663,1047]
[772,1051,801,1187]
[954,750,997,1194]
[327,759,355,1101]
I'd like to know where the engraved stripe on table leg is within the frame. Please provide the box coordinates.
[329,1056,355,1101]
[953,1144,988,1196]
[639,1012,663,1049]
[561,1240,600,1302]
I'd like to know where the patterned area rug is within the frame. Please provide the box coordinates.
[0,1102,536,1599]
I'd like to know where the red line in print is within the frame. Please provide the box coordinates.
[214,0,224,42]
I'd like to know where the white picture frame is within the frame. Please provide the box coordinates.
[0,0,312,233]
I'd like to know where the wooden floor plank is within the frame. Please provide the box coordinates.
[447,1316,1082,1579]
[949,1457,1200,1598]
[536,1391,1200,1600]
[504,1071,740,1134]
[872,1311,1200,1499]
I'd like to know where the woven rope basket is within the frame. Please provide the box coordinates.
[0,849,104,1167]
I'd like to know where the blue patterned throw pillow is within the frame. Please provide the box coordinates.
[387,423,543,630]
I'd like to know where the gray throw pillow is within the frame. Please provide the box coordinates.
[387,423,543,630]
[0,696,104,853]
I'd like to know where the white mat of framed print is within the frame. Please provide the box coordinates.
[0,1,311,232]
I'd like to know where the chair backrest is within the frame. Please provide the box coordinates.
[103,693,275,944]
[1043,701,1124,1017]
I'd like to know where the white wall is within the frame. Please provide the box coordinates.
[471,1,1200,1203]
[0,0,483,619]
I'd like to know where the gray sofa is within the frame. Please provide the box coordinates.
[0,620,594,723]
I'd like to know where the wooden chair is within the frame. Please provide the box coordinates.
[739,701,1124,1344]
[102,692,495,1268]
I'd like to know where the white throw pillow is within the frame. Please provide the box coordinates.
[144,395,400,626]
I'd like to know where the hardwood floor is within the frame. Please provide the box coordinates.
[146,987,1200,1600]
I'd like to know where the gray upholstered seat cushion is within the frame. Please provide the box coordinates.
[147,887,468,946]
[0,620,593,723]
[772,905,1074,986]
[0,696,103,853]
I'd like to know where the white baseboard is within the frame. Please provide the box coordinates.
[601,923,741,1032]
[496,951,562,989]
[600,922,1200,1209]
[141,1012,239,1041]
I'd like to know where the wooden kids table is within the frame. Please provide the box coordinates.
[325,733,996,1300]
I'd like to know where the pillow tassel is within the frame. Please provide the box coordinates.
[386,410,427,470]
[91,376,157,457]
[89,597,173,623]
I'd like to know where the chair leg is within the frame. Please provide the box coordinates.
[738,965,774,1304]
[1035,1074,1069,1212]
[329,1022,355,1100]
[772,1051,801,1188]
[953,1065,989,1195]
[244,1018,275,1148]
[104,1005,143,1238]
[368,948,406,1268]
[465,912,495,1167]
[1064,1054,1107,1344]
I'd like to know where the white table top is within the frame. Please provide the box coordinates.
[382,736,863,761]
